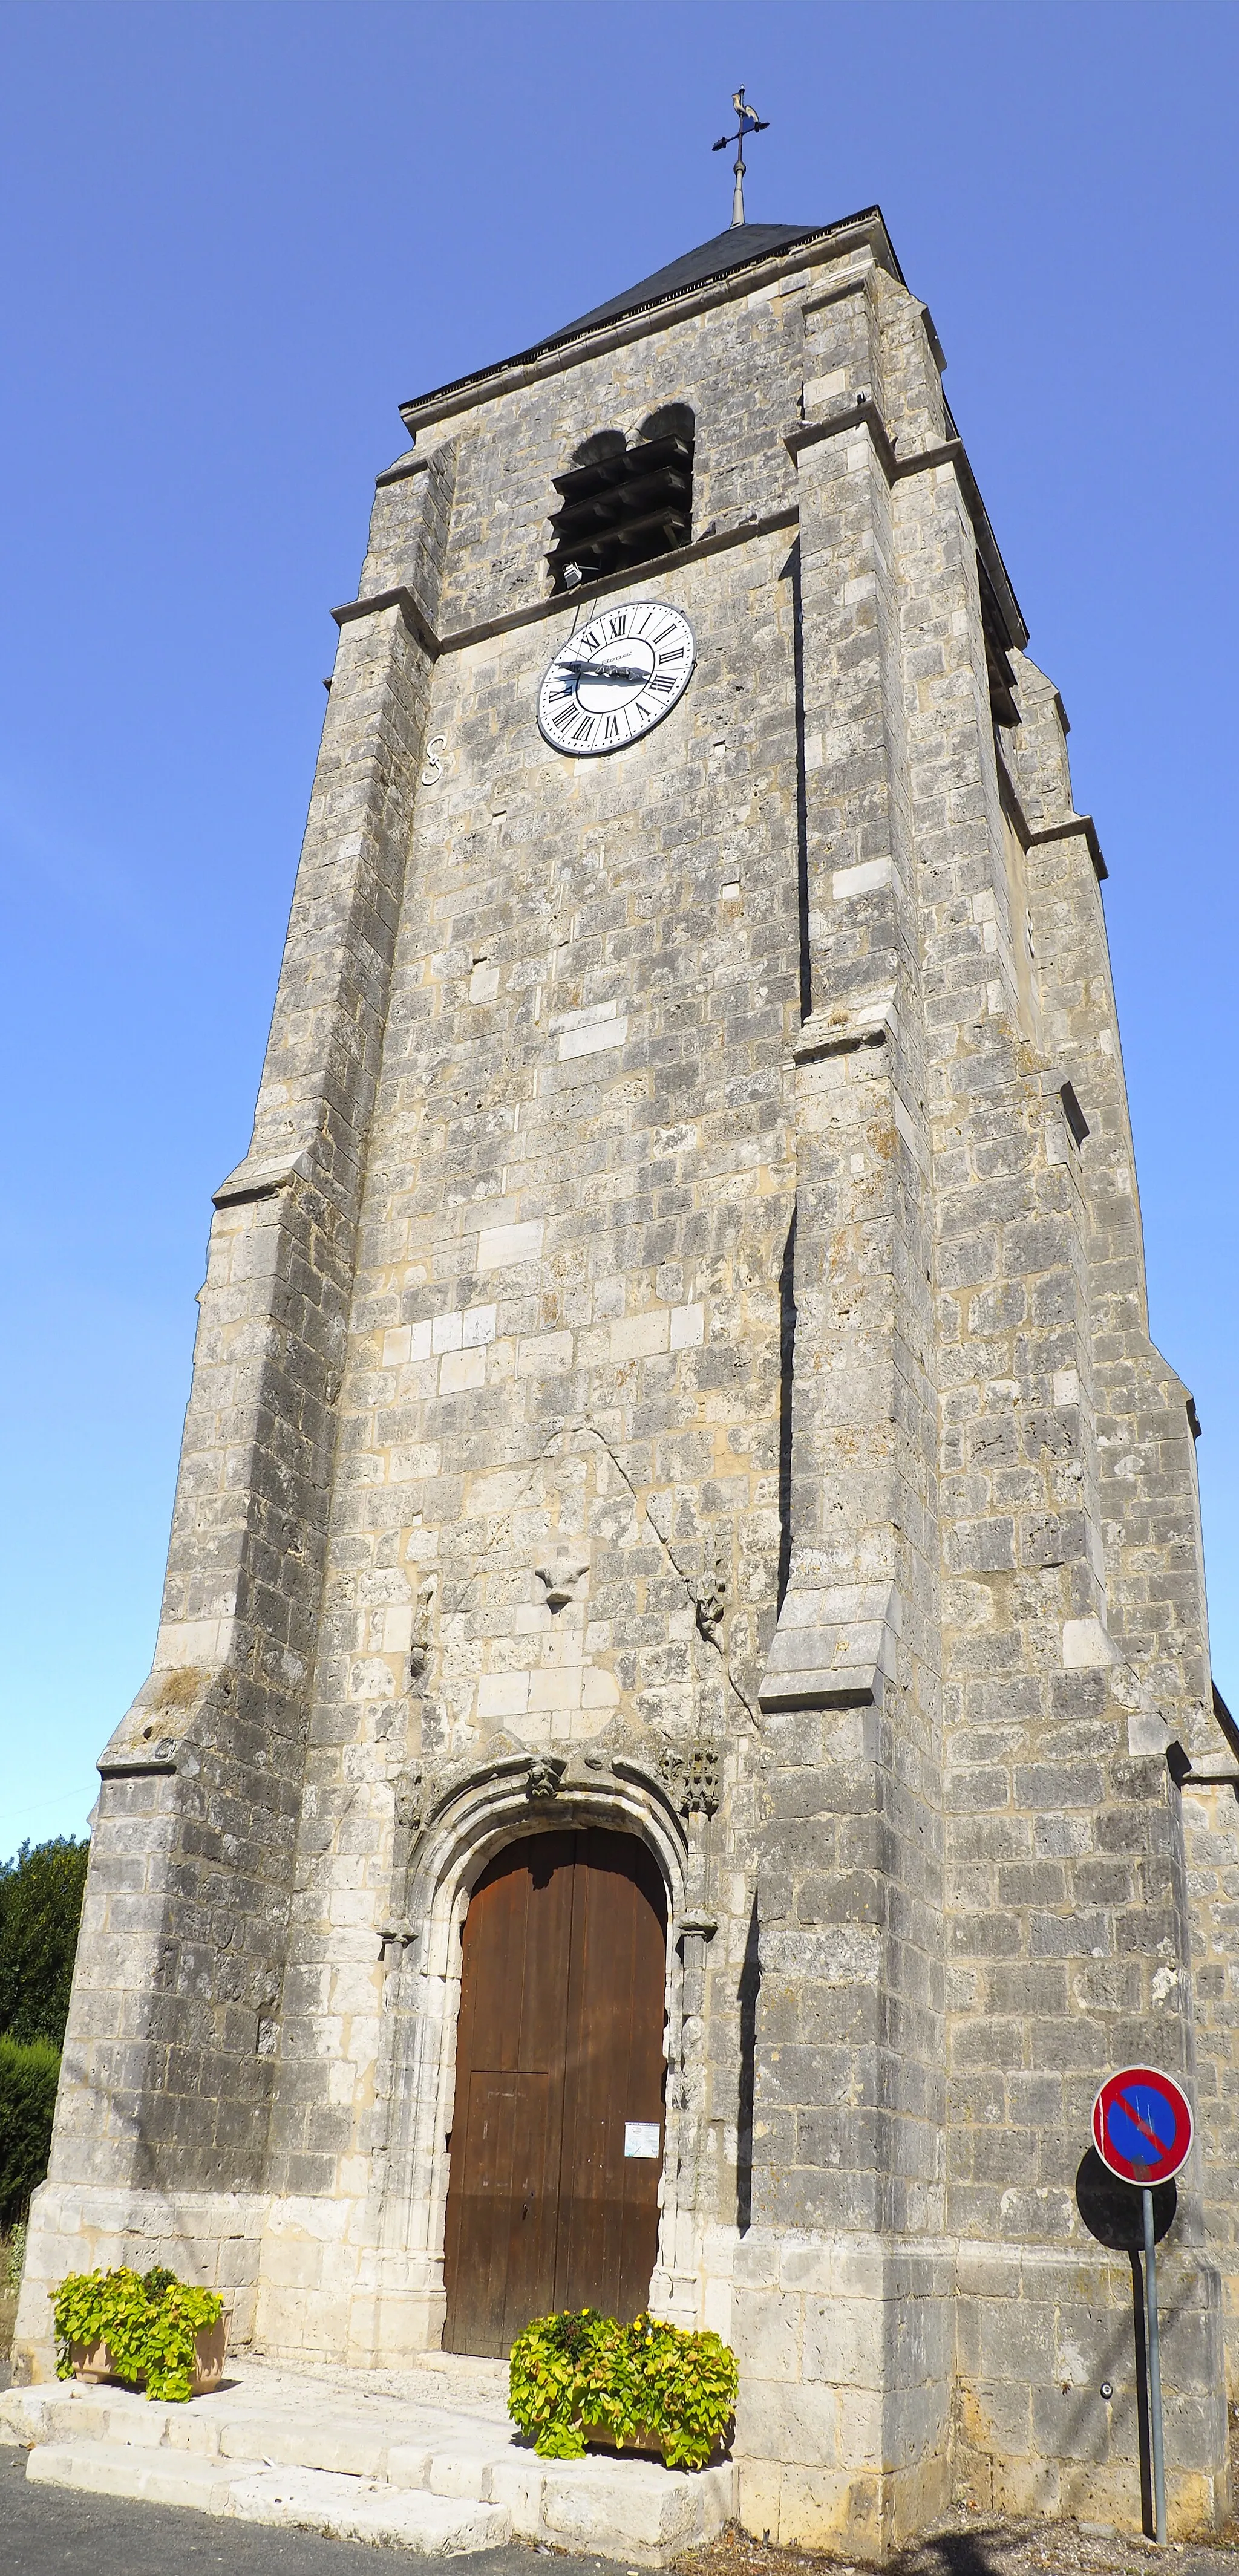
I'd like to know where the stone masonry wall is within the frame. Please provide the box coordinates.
[260,508,803,2333]
[1183,1786,1239,2386]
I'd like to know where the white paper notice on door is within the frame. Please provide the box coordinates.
[624,2121,661,2159]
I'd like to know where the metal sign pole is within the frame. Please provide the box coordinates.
[1143,2185,1167,2543]
[1092,2069,1192,2545]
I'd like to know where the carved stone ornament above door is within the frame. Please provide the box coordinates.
[379,1725,714,1954]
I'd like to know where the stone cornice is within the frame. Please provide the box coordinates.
[329,506,799,666]
[758,1579,901,1712]
[998,753,1109,884]
[792,985,898,1063]
[374,451,428,491]
[330,584,440,660]
[786,393,900,483]
[801,273,871,319]
[1025,812,1108,882]
[212,1150,313,1209]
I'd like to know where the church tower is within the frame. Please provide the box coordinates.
[18,202,1235,2548]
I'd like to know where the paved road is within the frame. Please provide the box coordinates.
[0,2444,609,2576]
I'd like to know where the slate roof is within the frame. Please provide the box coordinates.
[399,209,895,425]
[545,224,831,344]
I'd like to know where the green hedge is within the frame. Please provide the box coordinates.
[0,2035,60,2230]
[508,2308,737,2468]
[0,1837,90,2047]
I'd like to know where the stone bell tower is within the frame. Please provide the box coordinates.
[18,204,1236,2549]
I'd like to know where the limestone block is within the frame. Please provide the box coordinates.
[737,2377,841,2468]
[730,2286,804,2381]
[802,2295,884,2388]
[535,2455,735,2561]
[476,1220,543,1271]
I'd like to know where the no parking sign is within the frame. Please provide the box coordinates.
[1091,2064,1193,2188]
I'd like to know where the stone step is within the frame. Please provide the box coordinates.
[515,2450,736,2564]
[3,2367,736,2563]
[0,2381,514,2493]
[27,2436,236,2513]
[0,2384,116,2449]
[25,2436,512,2552]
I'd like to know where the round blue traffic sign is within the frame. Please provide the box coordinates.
[1092,2066,1192,2187]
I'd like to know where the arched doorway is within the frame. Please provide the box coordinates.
[442,1828,667,2356]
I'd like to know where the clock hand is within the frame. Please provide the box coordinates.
[565,662,650,686]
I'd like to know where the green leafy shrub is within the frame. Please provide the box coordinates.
[0,2033,60,2229]
[508,2308,737,2469]
[52,2266,224,2402]
[0,1837,90,2047]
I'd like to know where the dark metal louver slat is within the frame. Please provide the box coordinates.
[547,432,694,593]
[550,435,691,505]
[550,456,632,503]
[550,469,690,543]
[610,507,689,554]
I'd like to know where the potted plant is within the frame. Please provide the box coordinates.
[52,2265,226,2400]
[508,2307,737,2468]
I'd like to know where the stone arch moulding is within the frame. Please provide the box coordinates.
[365,1738,695,2357]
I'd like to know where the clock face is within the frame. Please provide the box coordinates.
[538,601,695,755]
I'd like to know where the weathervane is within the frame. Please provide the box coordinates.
[711,88,770,228]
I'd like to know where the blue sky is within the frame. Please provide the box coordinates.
[1,0,1236,1854]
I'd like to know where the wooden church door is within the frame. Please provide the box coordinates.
[442,1829,667,2358]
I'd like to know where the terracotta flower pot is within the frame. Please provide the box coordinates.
[71,2317,225,2398]
[581,2420,664,2460]
[187,2316,226,2393]
[580,2417,730,2470]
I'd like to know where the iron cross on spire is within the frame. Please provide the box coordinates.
[711,88,770,228]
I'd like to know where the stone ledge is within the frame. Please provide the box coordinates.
[374,449,428,489]
[793,983,898,1063]
[211,1149,312,1208]
[995,748,1108,882]
[785,395,1027,651]
[759,1582,900,1712]
[329,584,440,660]
[96,1661,226,1776]
[1027,809,1108,882]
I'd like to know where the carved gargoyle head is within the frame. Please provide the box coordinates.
[525,1753,566,1802]
[535,1551,590,1611]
